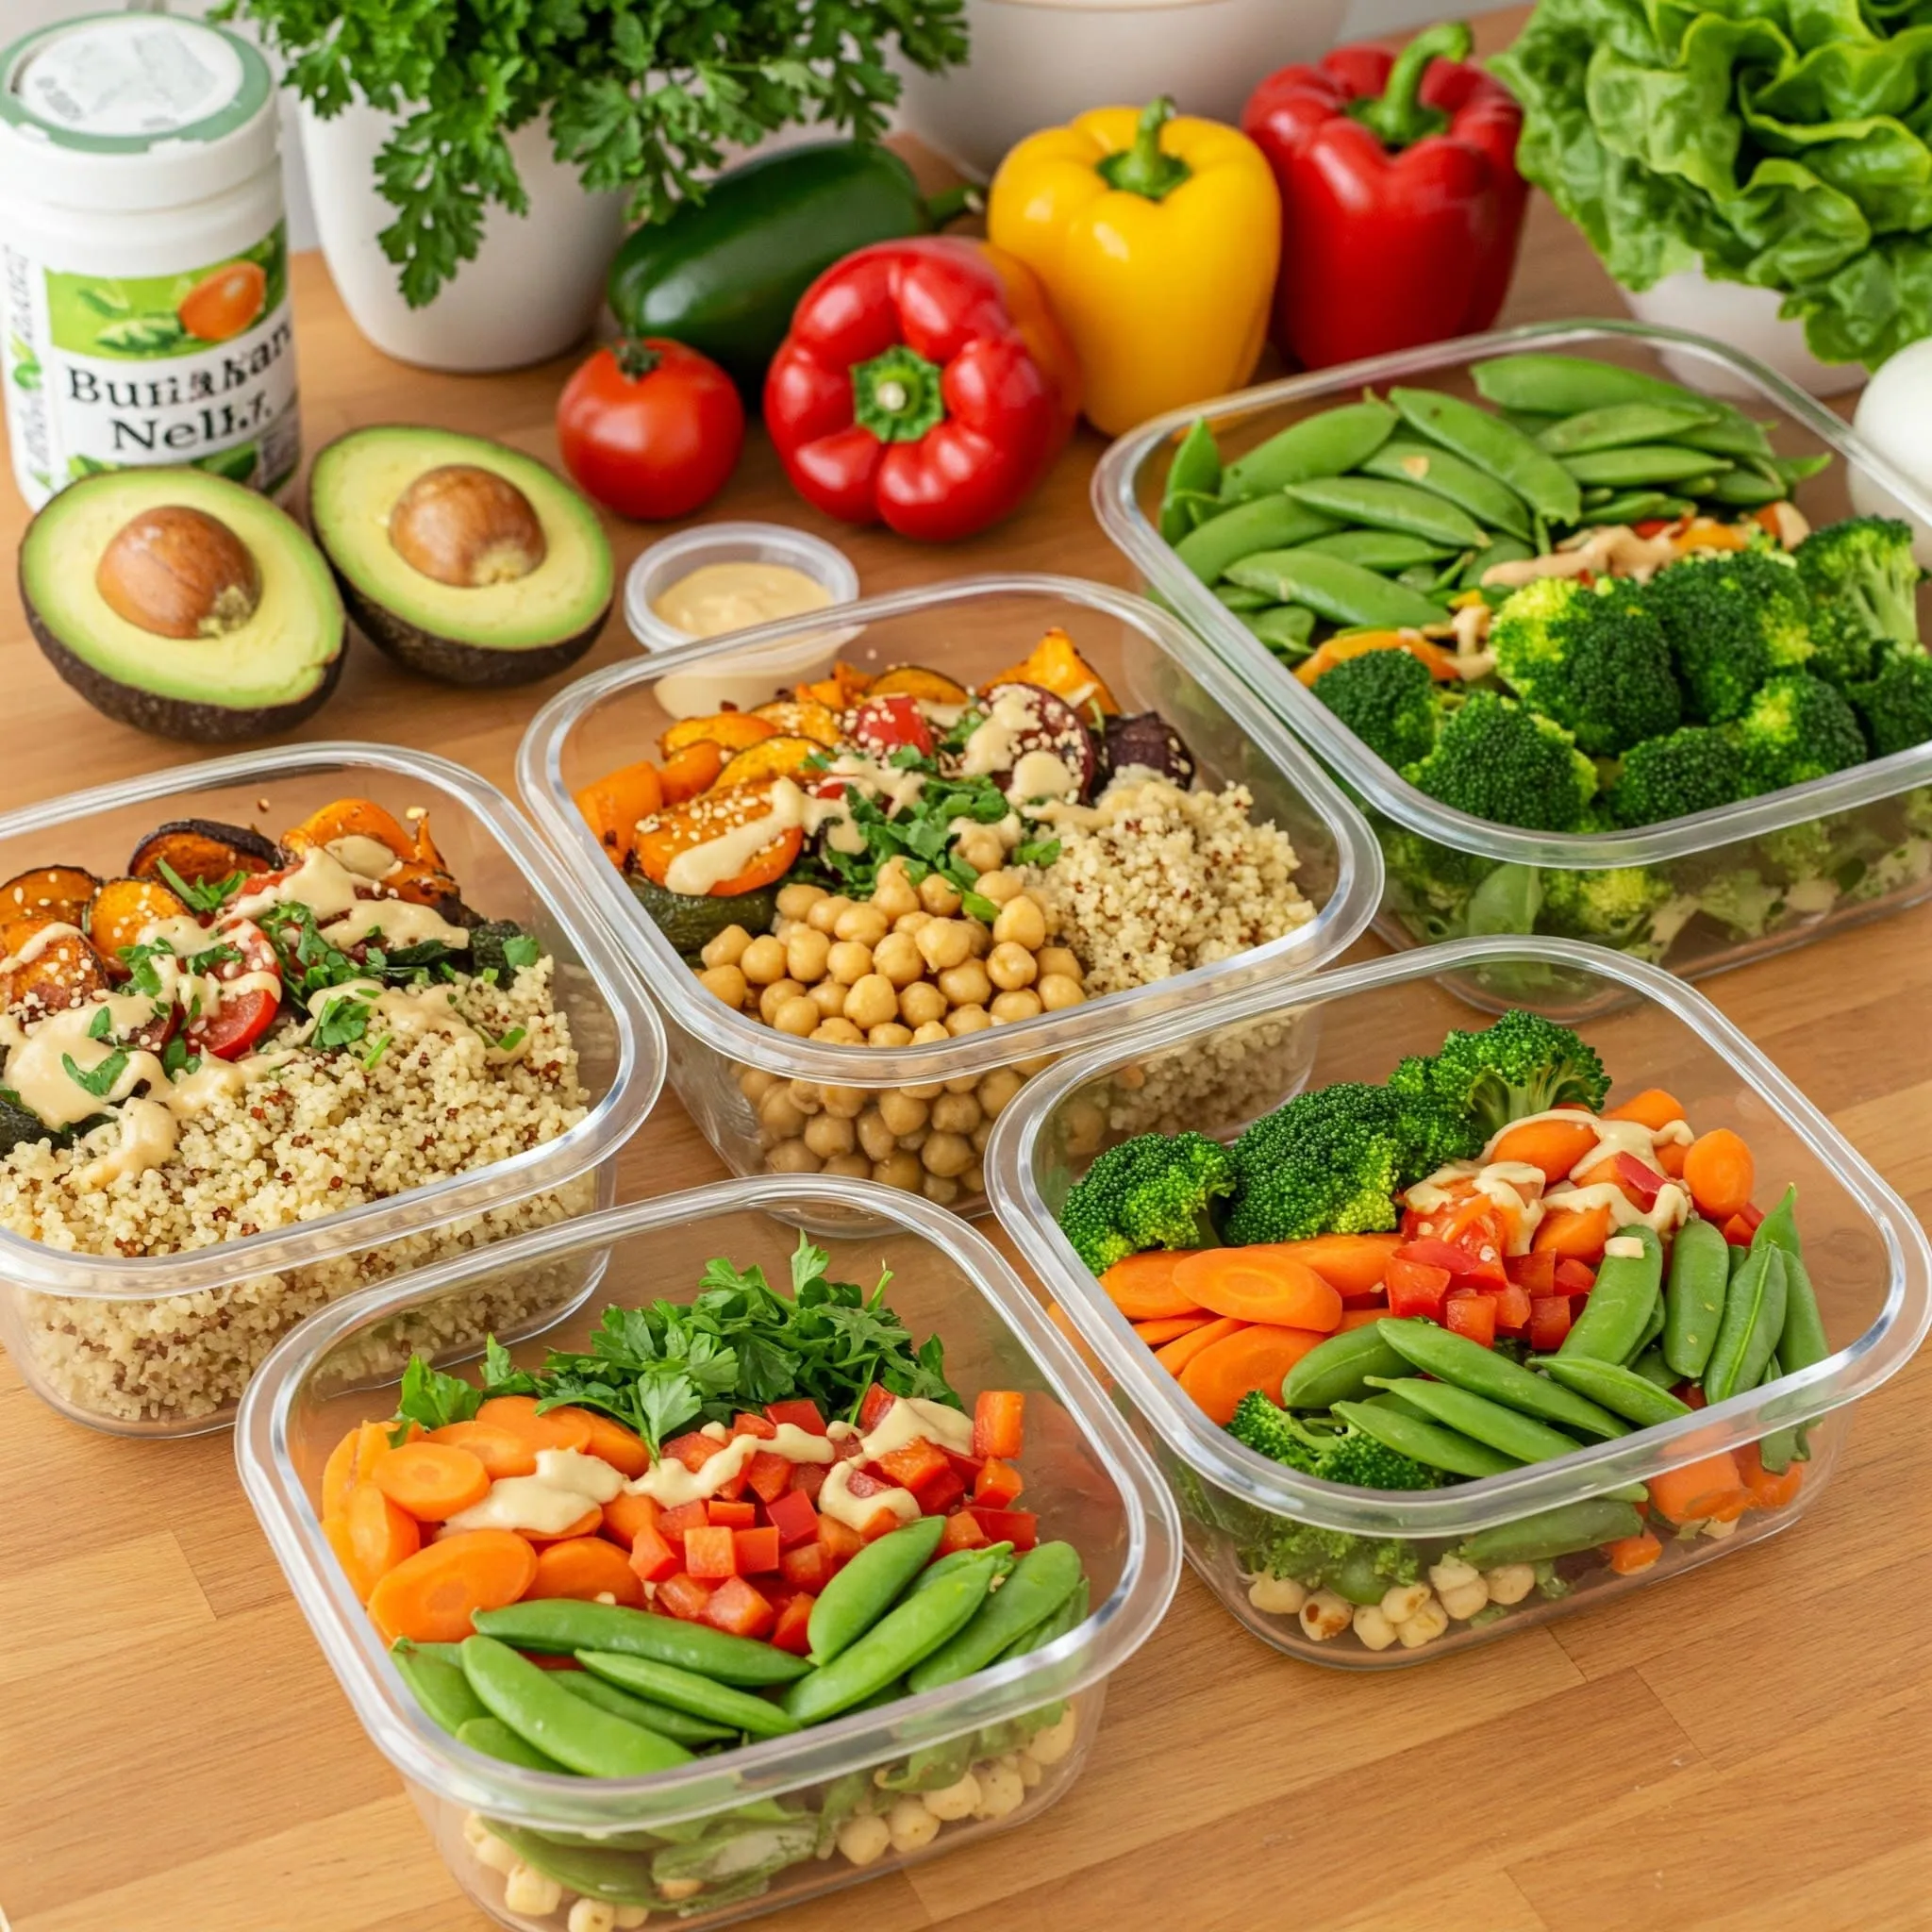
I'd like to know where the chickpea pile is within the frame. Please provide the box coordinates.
[693,856,1089,1205]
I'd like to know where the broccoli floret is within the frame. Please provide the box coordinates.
[1795,515,1923,686]
[1378,823,1497,941]
[1226,1394,1439,1491]
[1848,649,1932,758]
[1489,575,1683,755]
[1057,1130,1234,1274]
[1310,647,1441,768]
[1538,864,1674,948]
[1405,690,1599,833]
[1387,1054,1487,1169]
[1239,1516,1422,1592]
[1697,868,1786,939]
[1646,547,1816,724]
[1408,1009,1609,1141]
[1224,1083,1416,1246]
[1607,725,1753,828]
[1727,672,1869,793]
[1757,815,1838,883]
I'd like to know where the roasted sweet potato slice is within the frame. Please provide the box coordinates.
[381,859,470,917]
[749,700,842,747]
[985,626,1120,715]
[282,798,416,862]
[1,931,109,1016]
[88,877,192,963]
[575,759,665,870]
[659,741,725,806]
[128,820,279,886]
[794,661,874,709]
[635,785,803,896]
[867,665,972,706]
[713,735,828,791]
[0,866,103,931]
[659,713,777,758]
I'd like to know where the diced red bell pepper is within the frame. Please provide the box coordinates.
[841,1466,907,1503]
[770,1591,816,1656]
[1528,1293,1574,1354]
[745,1451,794,1505]
[661,1430,719,1474]
[941,1446,986,1483]
[1397,1234,1506,1289]
[834,1429,867,1462]
[626,1518,680,1588]
[656,1572,712,1622]
[973,1391,1025,1460]
[730,1410,778,1441]
[701,1574,775,1640]
[918,1469,967,1515]
[936,1509,990,1556]
[658,1499,708,1544]
[817,1517,864,1568]
[1613,1152,1667,1207]
[683,1524,739,1580]
[764,1487,820,1550]
[968,1506,1038,1551]
[973,1457,1025,1508]
[1554,1257,1597,1294]
[1387,1256,1452,1320]
[764,1397,828,1436]
[707,1498,757,1528]
[712,1459,751,1505]
[1505,1250,1557,1295]
[788,1460,828,1502]
[733,1525,781,1575]
[1443,1289,1496,1348]
[780,1540,834,1593]
[876,1437,952,1497]
[520,1651,583,1671]
[1488,1280,1533,1336]
[858,1507,908,1541]
[858,1385,897,1432]
[1719,1206,1763,1246]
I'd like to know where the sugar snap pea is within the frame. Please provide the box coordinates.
[474,1598,808,1686]
[1454,1495,1644,1570]
[1001,1574,1090,1662]
[808,1510,946,1664]
[876,1733,974,1793]
[1218,398,1398,502]
[1390,385,1582,525]
[1174,494,1339,582]
[1224,548,1446,629]
[458,1715,569,1773]
[1560,444,1734,487]
[1298,527,1457,571]
[1535,400,1718,455]
[907,1541,1085,1692]
[1285,1324,1414,1409]
[783,1554,1001,1726]
[1625,1287,1667,1363]
[1754,1186,1827,1468]
[1707,466,1785,506]
[575,1649,800,1739]
[392,1641,488,1737]
[1359,439,1534,541]
[1159,419,1222,541]
[1334,1395,1521,1479]
[1703,1243,1789,1404]
[1214,582,1275,610]
[1158,489,1221,542]
[1376,1316,1628,1439]
[1663,1213,1729,1378]
[1538,1355,1692,1427]
[1579,491,1690,526]
[1282,475,1489,550]
[556,1668,738,1743]
[1363,1374,1588,1465]
[1630,1342,1676,1390]
[1681,415,1776,460]
[651,1816,819,1888]
[463,1636,695,1776]
[909,1542,1015,1596]
[1241,605,1319,659]
[1558,1224,1663,1363]
[492,1826,658,1904]
[1775,452,1833,486]
[1472,353,1705,417]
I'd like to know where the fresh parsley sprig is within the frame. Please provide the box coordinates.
[157,859,249,916]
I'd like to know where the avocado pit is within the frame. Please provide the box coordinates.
[94,505,263,641]
[388,464,548,589]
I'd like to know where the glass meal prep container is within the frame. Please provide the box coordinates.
[986,935,1931,1669]
[1093,319,1932,1019]
[236,1176,1181,1932]
[0,744,665,1440]
[518,573,1381,1216]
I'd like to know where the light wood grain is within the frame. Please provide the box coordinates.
[3,17,1930,1928]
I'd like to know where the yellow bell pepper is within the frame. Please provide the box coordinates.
[988,97,1280,437]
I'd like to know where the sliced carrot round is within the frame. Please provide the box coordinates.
[1604,1088,1687,1132]
[1490,1115,1602,1185]
[1099,1249,1205,1323]
[1683,1128,1754,1222]
[526,1505,605,1545]
[366,1530,539,1644]
[428,1420,539,1480]
[1177,1324,1330,1425]
[474,1394,592,1454]
[1154,1315,1244,1377]
[346,1478,423,1591]
[370,1441,492,1522]
[525,1536,644,1607]
[1531,1203,1612,1261]
[575,1411,649,1479]
[1171,1247,1342,1332]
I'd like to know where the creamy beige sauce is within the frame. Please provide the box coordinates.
[652,562,833,639]
[322,899,471,951]
[861,1393,974,1459]
[3,994,174,1129]
[0,921,89,970]
[75,1097,177,1191]
[820,1460,922,1532]
[1007,749,1080,805]
[1604,1234,1647,1259]
[447,1447,627,1536]
[959,688,1043,779]
[1482,525,1680,589]
[232,845,369,924]
[325,835,403,880]
[622,1422,836,1508]
[663,779,808,897]
[136,913,211,958]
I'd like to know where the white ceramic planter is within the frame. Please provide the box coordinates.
[1621,267,1865,400]
[893,0,1347,179]
[300,101,625,372]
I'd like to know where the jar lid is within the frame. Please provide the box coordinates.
[0,13,277,212]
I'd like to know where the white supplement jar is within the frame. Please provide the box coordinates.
[0,11,301,510]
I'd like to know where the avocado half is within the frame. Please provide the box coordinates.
[18,468,345,743]
[308,425,613,687]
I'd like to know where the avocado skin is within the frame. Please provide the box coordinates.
[22,575,345,743]
[331,568,609,689]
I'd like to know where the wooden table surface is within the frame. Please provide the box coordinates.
[4,21,1930,1928]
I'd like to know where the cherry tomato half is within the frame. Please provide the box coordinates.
[556,338,744,522]
[849,693,935,762]
[186,918,282,1061]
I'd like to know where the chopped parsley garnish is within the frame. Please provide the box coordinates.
[87,1006,112,1041]
[160,1035,202,1079]
[360,1031,392,1072]
[260,903,367,1000]
[484,1024,527,1055]
[157,859,249,916]
[817,766,1013,920]
[118,940,174,998]
[187,941,243,975]
[311,992,375,1051]
[501,934,541,971]
[1013,837,1062,867]
[63,1049,129,1097]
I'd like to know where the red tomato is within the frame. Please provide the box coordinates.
[850,693,936,762]
[556,338,744,521]
[187,918,281,1061]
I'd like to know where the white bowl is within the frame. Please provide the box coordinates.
[892,0,1348,180]
[1621,267,1864,399]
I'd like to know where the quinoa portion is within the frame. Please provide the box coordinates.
[4,960,594,1425]
[1024,775,1316,997]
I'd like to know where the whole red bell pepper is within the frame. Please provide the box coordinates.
[1241,22,1526,370]
[764,236,1078,542]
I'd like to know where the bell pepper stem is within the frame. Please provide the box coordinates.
[1348,22,1474,149]
[1096,97,1192,202]
[923,184,983,228]
[852,343,947,443]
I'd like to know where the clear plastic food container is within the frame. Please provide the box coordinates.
[0,744,665,1438]
[987,936,1931,1668]
[1094,320,1932,1018]
[236,1177,1180,1930]
[519,574,1381,1215]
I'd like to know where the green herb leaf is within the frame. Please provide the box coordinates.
[502,934,541,971]
[394,1353,483,1432]
[360,1031,392,1071]
[63,1050,128,1098]
[87,1006,112,1041]
[157,859,249,916]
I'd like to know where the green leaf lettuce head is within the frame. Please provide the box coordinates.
[219,0,969,308]
[1493,0,1932,367]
